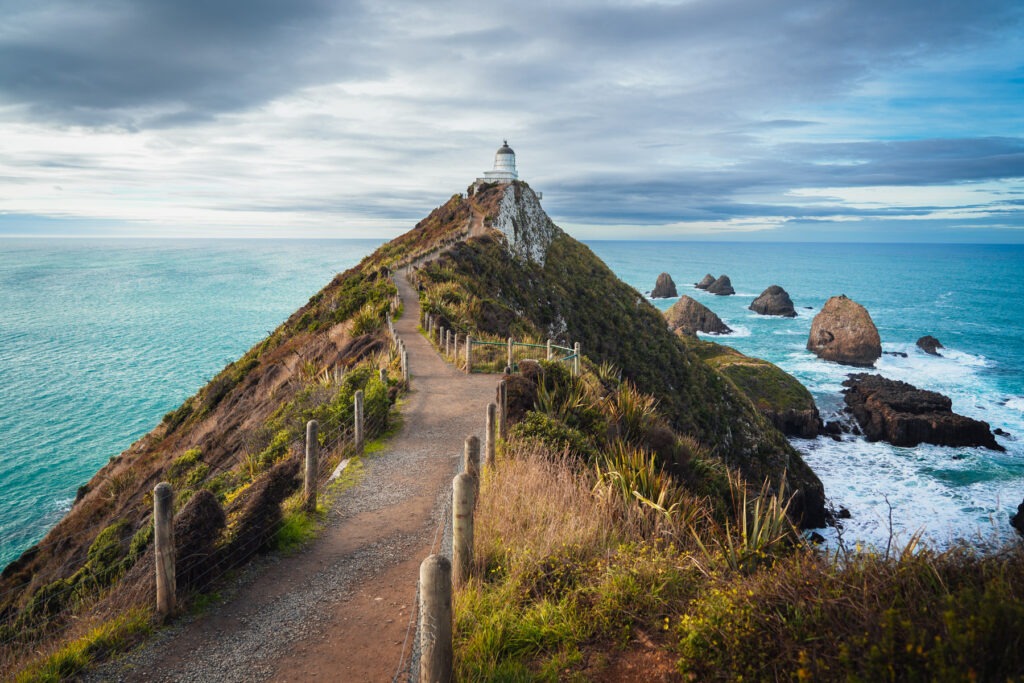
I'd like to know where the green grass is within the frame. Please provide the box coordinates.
[14,607,152,683]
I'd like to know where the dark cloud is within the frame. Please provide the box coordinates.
[0,0,373,125]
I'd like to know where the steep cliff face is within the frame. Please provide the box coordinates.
[489,183,558,265]
[420,182,826,527]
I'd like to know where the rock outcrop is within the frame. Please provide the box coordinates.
[707,275,735,296]
[651,272,678,298]
[750,285,797,317]
[807,295,882,367]
[687,338,823,439]
[665,296,731,336]
[916,335,944,356]
[695,273,715,289]
[842,374,1004,451]
[1012,500,1024,536]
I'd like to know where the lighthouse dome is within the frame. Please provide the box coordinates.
[496,141,514,155]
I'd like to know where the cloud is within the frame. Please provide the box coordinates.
[0,0,1021,239]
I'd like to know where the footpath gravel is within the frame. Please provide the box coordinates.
[85,271,497,682]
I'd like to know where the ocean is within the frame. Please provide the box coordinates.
[1,239,1021,568]
[588,241,1024,550]
[0,239,381,569]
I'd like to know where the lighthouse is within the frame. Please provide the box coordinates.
[476,140,519,184]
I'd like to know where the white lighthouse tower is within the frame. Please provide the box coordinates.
[477,140,518,184]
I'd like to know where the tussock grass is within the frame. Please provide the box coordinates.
[456,439,1024,681]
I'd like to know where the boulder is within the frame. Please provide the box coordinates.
[916,335,944,356]
[842,373,1004,451]
[807,295,882,367]
[695,273,715,289]
[650,272,678,298]
[749,285,796,317]
[706,275,735,296]
[665,295,732,336]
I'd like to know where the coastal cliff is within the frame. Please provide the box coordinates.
[1,179,825,675]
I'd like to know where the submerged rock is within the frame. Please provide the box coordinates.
[651,272,678,298]
[807,295,882,367]
[750,285,797,317]
[916,335,944,356]
[695,273,715,289]
[842,373,1004,451]
[665,295,732,336]
[707,275,735,296]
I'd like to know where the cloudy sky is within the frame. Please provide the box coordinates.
[1,0,1022,242]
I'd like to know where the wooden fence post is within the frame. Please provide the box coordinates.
[402,350,409,383]
[499,381,508,439]
[445,329,451,357]
[465,335,473,373]
[507,336,514,369]
[573,342,581,376]
[546,338,553,361]
[379,368,387,383]
[304,420,318,513]
[464,435,480,486]
[453,472,475,588]
[454,333,460,361]
[154,482,175,620]
[354,389,365,452]
[419,554,453,683]
[485,402,497,468]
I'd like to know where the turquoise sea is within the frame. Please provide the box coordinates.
[0,239,381,569]
[1,239,1022,568]
[588,241,1024,549]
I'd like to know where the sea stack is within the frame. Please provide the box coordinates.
[916,335,944,356]
[706,275,735,296]
[807,295,882,367]
[665,295,732,336]
[651,273,678,298]
[695,274,715,289]
[750,285,797,317]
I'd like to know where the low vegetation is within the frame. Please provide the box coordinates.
[456,361,1024,681]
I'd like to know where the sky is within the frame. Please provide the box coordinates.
[0,0,1022,242]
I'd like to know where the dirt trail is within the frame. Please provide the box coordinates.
[93,272,498,682]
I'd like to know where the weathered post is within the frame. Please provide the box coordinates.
[452,472,475,587]
[465,335,473,373]
[454,333,460,361]
[402,350,409,383]
[546,338,553,361]
[464,435,480,484]
[445,329,451,357]
[573,342,581,376]
[354,389,365,452]
[379,367,387,384]
[419,555,453,683]
[485,402,496,468]
[154,482,175,620]
[304,420,319,513]
[499,380,508,439]
[507,336,514,369]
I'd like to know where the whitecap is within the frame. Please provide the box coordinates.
[700,324,751,338]
[1005,397,1024,413]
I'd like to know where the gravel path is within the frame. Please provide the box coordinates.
[87,271,498,682]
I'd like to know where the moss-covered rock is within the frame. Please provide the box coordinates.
[687,338,822,439]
